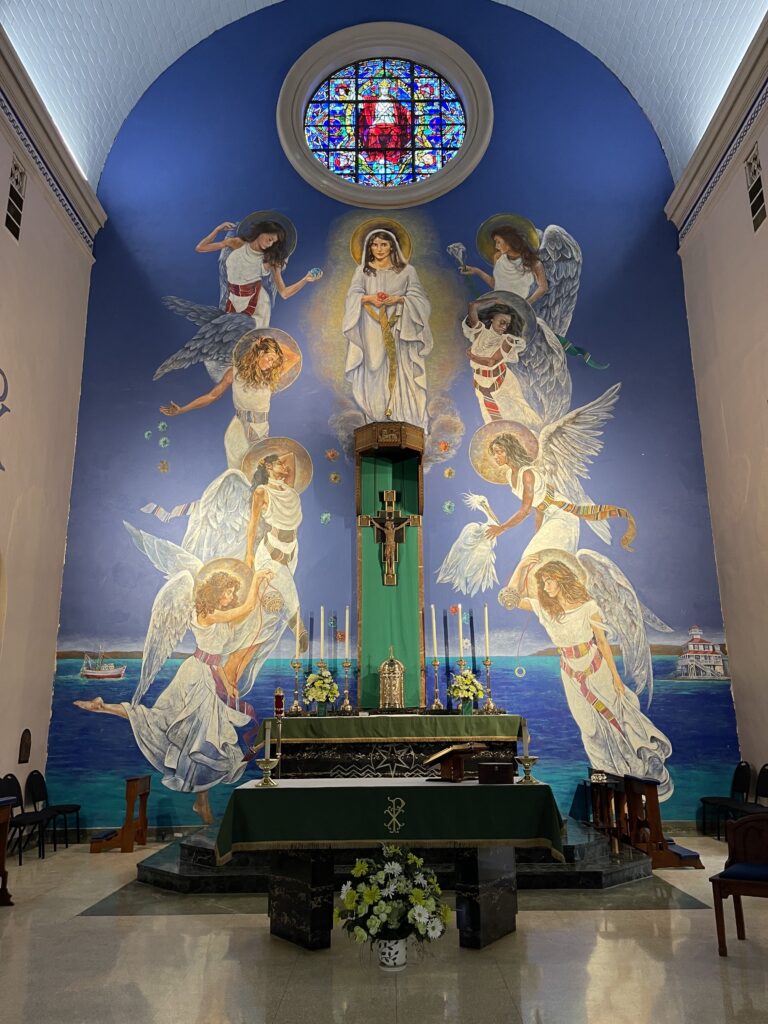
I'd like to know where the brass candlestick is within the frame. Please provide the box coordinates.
[339,659,353,713]
[430,658,444,710]
[288,659,303,715]
[255,756,280,787]
[515,755,539,785]
[480,657,501,714]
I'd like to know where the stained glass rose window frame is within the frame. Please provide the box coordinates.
[277,23,493,208]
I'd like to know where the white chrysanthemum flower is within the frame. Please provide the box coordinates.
[384,861,403,877]
[414,872,427,887]
[340,881,352,900]
[426,917,444,939]
[410,905,430,924]
[381,881,397,898]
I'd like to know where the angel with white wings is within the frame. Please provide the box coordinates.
[499,549,673,798]
[74,560,273,824]
[157,320,302,468]
[195,212,322,330]
[453,214,581,338]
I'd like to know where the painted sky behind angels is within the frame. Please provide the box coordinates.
[49,0,736,822]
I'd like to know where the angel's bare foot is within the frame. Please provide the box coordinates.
[73,697,105,712]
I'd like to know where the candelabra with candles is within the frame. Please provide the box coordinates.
[339,659,354,713]
[479,657,504,714]
[288,658,304,715]
[430,657,444,710]
[515,719,539,784]
[256,712,280,787]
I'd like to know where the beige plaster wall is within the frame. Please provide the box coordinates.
[678,111,768,772]
[0,130,94,784]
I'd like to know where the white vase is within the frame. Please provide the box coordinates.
[376,937,407,972]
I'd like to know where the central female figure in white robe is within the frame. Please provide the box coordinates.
[343,229,432,429]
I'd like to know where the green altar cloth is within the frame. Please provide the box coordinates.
[254,713,522,747]
[215,777,563,865]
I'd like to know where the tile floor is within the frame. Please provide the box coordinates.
[1,838,767,1024]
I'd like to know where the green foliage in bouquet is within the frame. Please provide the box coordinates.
[334,845,450,944]
[303,666,340,705]
[447,667,484,701]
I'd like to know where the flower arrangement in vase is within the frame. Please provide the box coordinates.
[447,668,484,715]
[303,666,339,715]
[335,845,450,970]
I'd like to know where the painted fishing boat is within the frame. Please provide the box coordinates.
[80,651,127,680]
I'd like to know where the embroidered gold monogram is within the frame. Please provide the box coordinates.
[385,796,406,834]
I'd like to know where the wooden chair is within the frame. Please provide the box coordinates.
[710,813,768,956]
[90,775,150,853]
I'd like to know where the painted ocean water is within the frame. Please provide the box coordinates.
[47,656,739,827]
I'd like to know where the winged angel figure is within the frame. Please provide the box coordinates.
[74,558,273,824]
[499,547,674,799]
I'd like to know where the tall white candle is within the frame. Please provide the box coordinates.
[345,606,350,659]
[264,721,272,758]
[457,603,463,656]
[430,604,438,660]
[320,605,325,660]
[522,721,530,758]
[484,603,490,659]
[295,604,300,660]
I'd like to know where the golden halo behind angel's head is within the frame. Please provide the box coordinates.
[350,218,412,264]
[194,557,254,604]
[476,213,539,266]
[528,548,587,584]
[232,328,302,393]
[236,210,297,258]
[240,436,313,493]
[470,420,540,485]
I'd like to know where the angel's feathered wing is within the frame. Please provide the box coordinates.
[436,523,498,596]
[181,469,255,563]
[124,522,203,579]
[131,570,195,707]
[515,317,572,425]
[536,383,621,544]
[536,225,582,336]
[578,549,672,705]
[154,297,253,382]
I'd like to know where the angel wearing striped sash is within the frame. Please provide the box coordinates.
[500,549,673,798]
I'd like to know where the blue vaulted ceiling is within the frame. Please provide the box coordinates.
[1,0,765,185]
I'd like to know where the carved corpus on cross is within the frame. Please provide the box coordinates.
[358,489,421,586]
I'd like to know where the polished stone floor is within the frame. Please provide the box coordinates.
[1,838,767,1024]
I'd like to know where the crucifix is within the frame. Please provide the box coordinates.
[357,489,421,586]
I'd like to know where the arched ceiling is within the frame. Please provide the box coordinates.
[2,0,765,186]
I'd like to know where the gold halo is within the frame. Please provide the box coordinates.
[350,218,413,264]
[527,548,587,583]
[473,289,538,338]
[236,210,297,258]
[195,557,254,595]
[240,437,313,493]
[469,420,540,485]
[232,328,302,393]
[476,213,539,266]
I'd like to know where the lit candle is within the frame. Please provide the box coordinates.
[345,606,350,659]
[295,604,300,660]
[320,605,325,660]
[264,720,272,758]
[522,721,530,758]
[457,603,463,656]
[484,603,490,659]
[430,604,438,660]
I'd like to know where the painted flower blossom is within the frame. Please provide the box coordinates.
[157,421,168,432]
[442,500,455,514]
[443,467,455,478]
[325,449,339,461]
[329,472,341,483]
[159,437,170,448]
[320,512,331,525]
[438,440,450,452]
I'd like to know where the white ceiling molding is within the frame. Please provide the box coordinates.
[1,1,765,187]
[277,23,493,208]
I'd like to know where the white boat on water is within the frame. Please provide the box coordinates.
[80,651,127,680]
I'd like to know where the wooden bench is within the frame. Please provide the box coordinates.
[90,775,150,853]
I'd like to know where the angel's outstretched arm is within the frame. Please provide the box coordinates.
[281,451,297,488]
[486,469,535,539]
[195,222,241,253]
[160,367,233,416]
[460,265,495,288]
[528,259,548,305]
[279,347,301,377]
[271,264,323,299]
[591,619,625,696]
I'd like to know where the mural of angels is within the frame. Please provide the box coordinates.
[500,548,673,798]
[343,219,433,429]
[74,558,273,824]
[195,210,322,328]
[453,213,582,338]
[157,327,302,469]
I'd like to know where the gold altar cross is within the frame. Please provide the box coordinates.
[357,489,421,586]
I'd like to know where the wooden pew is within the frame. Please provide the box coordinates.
[90,776,150,854]
[623,775,703,868]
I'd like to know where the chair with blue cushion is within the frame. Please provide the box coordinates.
[710,812,768,956]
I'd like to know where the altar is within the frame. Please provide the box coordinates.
[253,712,523,778]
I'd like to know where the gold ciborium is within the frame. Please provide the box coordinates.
[255,756,280,787]
[515,755,539,785]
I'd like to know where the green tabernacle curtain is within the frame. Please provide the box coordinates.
[359,452,423,707]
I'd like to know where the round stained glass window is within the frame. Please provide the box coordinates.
[304,58,467,188]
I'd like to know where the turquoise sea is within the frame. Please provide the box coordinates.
[47,656,739,827]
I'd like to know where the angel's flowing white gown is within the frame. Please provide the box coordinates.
[223,245,273,325]
[507,465,581,557]
[493,256,534,299]
[223,372,271,469]
[529,597,673,799]
[122,617,251,793]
